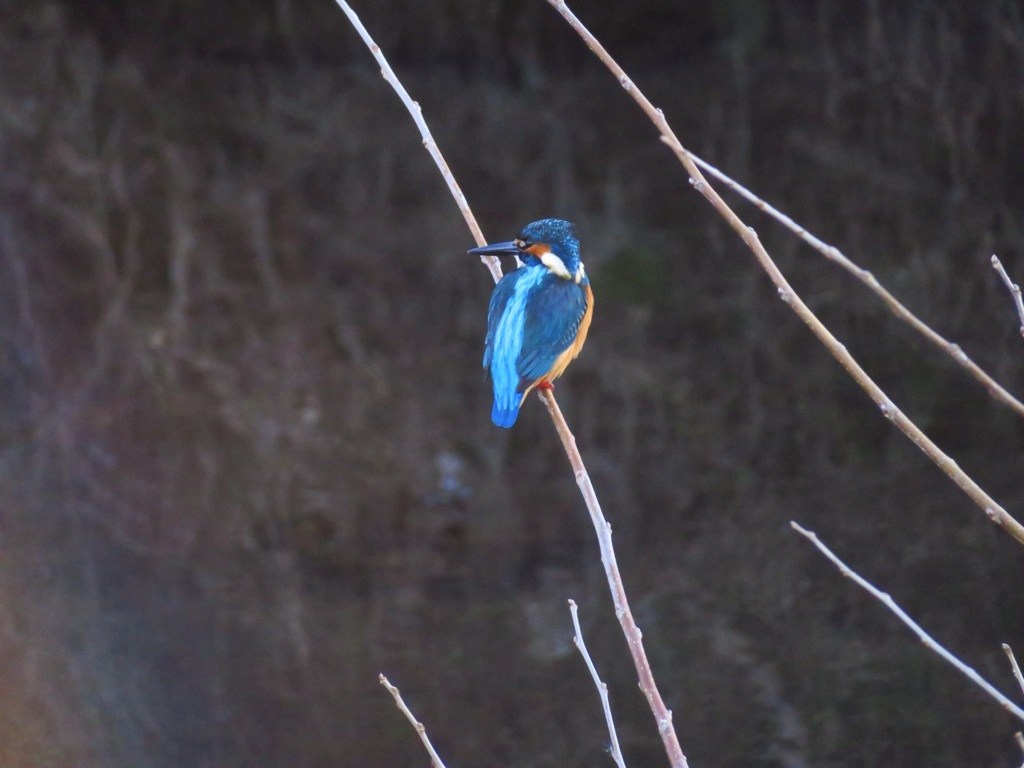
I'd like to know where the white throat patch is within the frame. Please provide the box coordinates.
[539,250,574,281]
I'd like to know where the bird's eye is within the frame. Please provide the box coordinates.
[515,238,528,249]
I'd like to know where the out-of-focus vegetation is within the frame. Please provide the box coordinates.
[0,1,1022,765]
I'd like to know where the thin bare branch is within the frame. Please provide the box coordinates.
[545,0,1024,547]
[1003,644,1024,698]
[992,255,1024,339]
[791,522,1024,723]
[333,0,501,283]
[569,599,627,768]
[691,155,1024,418]
[379,675,449,768]
[542,392,688,768]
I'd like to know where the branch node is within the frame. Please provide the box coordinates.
[948,343,968,363]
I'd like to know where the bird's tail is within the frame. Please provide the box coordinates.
[491,400,520,428]
[491,389,522,428]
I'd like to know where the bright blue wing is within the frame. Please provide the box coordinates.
[516,275,588,385]
[483,268,525,371]
[484,267,542,427]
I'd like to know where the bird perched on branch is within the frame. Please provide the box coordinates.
[469,218,593,428]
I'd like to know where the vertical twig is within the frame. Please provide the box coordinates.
[1003,644,1024,698]
[569,599,627,768]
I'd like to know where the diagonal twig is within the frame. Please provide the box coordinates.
[379,675,449,768]
[992,255,1024,339]
[569,599,627,768]
[334,0,501,284]
[545,0,1024,547]
[542,391,688,768]
[791,522,1024,723]
[691,155,1024,418]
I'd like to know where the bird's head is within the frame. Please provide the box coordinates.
[469,218,585,283]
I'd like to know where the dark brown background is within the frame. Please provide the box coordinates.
[1,0,1023,765]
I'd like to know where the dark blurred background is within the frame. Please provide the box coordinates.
[1,0,1023,765]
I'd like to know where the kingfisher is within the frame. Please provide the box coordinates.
[469,218,593,428]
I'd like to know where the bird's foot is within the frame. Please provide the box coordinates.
[536,381,555,391]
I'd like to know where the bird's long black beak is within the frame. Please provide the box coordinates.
[468,240,523,256]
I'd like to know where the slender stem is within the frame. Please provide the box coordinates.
[542,391,689,768]
[792,523,1024,723]
[691,155,1024,419]
[1004,644,1024,698]
[380,675,449,768]
[545,0,1024,547]
[334,0,501,284]
[569,600,627,768]
[992,255,1024,339]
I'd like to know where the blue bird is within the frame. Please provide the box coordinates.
[469,218,594,428]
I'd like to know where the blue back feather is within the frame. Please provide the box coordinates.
[516,275,588,382]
